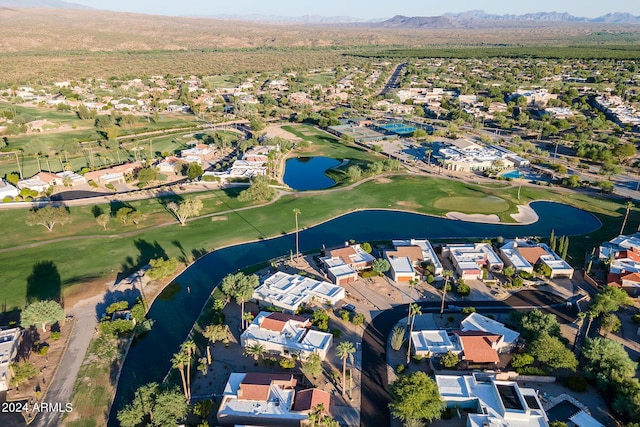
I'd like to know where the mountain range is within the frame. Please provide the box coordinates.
[1,2,639,27]
[0,0,91,9]
[378,10,640,28]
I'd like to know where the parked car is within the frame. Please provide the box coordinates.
[341,303,356,313]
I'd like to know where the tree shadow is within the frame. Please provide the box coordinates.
[157,281,182,302]
[120,239,167,276]
[91,205,104,218]
[95,288,142,321]
[0,305,20,325]
[109,199,134,217]
[191,248,208,261]
[17,326,40,361]
[26,260,62,305]
[156,193,184,211]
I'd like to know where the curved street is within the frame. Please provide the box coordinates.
[360,290,574,427]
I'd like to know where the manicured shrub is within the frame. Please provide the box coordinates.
[396,363,405,374]
[565,376,588,392]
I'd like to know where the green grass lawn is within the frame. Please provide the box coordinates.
[305,71,336,86]
[282,123,385,185]
[433,196,511,214]
[282,124,381,162]
[0,174,628,310]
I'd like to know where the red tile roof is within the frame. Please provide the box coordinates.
[607,272,623,287]
[621,272,640,285]
[293,388,331,412]
[386,246,424,264]
[456,332,501,364]
[238,373,296,401]
[260,312,309,332]
[618,249,640,262]
[516,247,548,265]
[328,246,358,265]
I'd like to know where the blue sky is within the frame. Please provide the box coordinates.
[69,0,640,19]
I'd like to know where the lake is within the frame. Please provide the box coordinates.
[283,156,341,191]
[108,201,600,424]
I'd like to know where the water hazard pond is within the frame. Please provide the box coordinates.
[283,156,341,190]
[109,201,601,422]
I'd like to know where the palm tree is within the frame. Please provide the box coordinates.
[336,341,356,398]
[573,312,586,352]
[171,350,189,399]
[293,208,301,258]
[620,201,634,235]
[440,270,454,318]
[242,311,255,327]
[181,340,196,400]
[244,342,266,362]
[406,303,422,363]
[408,279,419,299]
[425,149,432,166]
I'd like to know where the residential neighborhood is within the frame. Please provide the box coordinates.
[1,2,640,427]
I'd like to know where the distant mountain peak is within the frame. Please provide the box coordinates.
[0,0,92,9]
[379,10,640,28]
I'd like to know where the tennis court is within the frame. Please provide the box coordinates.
[376,122,418,136]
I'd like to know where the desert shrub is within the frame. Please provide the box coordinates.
[361,270,377,279]
[279,358,296,369]
[440,351,459,369]
[391,326,405,351]
[339,310,351,322]
[38,345,50,356]
[50,331,61,340]
[396,363,406,374]
[331,328,342,338]
[461,307,476,315]
[632,313,640,324]
[351,312,366,326]
[456,282,471,296]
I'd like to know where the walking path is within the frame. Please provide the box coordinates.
[31,273,144,427]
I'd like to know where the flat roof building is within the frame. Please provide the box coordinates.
[444,243,503,280]
[253,272,345,314]
[0,327,21,392]
[320,256,358,286]
[436,373,548,427]
[411,330,461,357]
[500,240,573,279]
[392,239,443,275]
[217,372,330,426]
[240,312,333,360]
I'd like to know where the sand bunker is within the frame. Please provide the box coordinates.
[445,212,501,223]
[510,204,539,224]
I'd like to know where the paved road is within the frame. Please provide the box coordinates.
[360,290,573,427]
[379,63,407,96]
